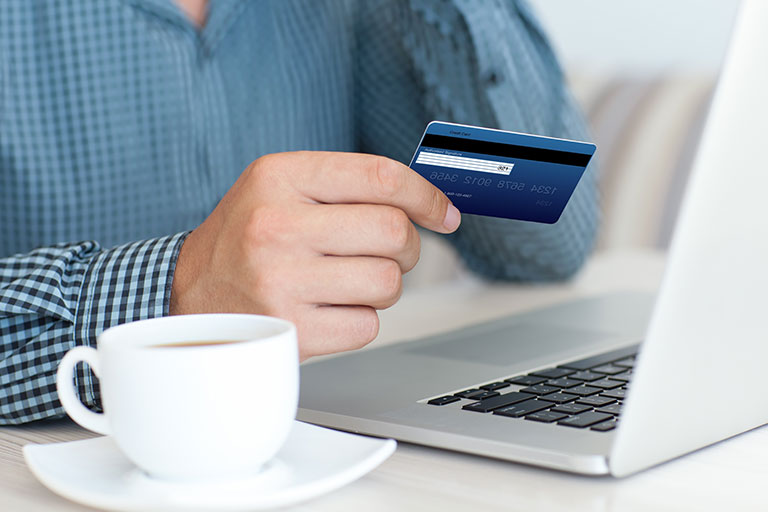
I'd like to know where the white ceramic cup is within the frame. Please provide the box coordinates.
[56,314,298,482]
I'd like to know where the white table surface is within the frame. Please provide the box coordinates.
[3,249,768,511]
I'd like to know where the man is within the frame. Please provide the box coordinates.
[0,0,598,424]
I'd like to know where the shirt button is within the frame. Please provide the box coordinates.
[484,70,501,87]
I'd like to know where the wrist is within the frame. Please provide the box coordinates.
[169,230,202,316]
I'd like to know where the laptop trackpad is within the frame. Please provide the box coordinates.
[408,322,626,367]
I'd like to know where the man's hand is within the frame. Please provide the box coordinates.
[170,152,461,360]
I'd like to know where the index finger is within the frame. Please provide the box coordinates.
[284,151,461,234]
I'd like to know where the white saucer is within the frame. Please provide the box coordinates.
[24,421,396,511]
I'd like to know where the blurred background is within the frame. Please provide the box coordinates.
[408,0,740,287]
[532,0,738,249]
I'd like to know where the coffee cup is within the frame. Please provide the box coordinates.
[56,314,298,481]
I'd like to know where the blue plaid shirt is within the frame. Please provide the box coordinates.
[0,0,598,424]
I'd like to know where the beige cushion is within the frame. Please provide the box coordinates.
[569,72,716,249]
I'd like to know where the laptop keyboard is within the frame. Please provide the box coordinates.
[426,345,639,432]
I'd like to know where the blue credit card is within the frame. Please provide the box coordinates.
[409,121,596,224]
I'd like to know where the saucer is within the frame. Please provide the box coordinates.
[24,421,396,511]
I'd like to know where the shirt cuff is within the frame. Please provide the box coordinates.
[73,231,190,409]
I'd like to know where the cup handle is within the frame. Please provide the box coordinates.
[56,346,110,435]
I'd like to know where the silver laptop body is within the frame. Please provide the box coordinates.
[298,0,768,476]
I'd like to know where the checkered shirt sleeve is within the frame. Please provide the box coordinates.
[0,233,187,424]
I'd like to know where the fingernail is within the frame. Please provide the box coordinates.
[443,204,461,231]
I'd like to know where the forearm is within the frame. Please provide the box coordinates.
[0,233,187,424]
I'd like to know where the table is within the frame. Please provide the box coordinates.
[3,250,768,511]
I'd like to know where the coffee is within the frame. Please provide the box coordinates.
[150,339,245,348]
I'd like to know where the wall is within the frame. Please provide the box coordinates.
[527,0,739,76]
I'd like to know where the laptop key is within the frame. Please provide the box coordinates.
[428,396,461,406]
[546,378,582,388]
[568,370,604,382]
[590,379,624,390]
[505,375,547,386]
[591,419,618,432]
[472,391,501,400]
[567,385,602,397]
[611,370,632,382]
[480,381,510,392]
[551,403,592,415]
[591,364,626,375]
[595,403,622,415]
[493,399,550,418]
[559,345,639,370]
[519,384,561,395]
[601,388,627,400]
[576,395,616,407]
[539,392,578,404]
[558,411,614,428]
[462,392,534,413]
[530,368,574,379]
[454,389,486,399]
[525,411,569,423]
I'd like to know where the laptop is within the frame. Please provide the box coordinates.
[297,0,768,477]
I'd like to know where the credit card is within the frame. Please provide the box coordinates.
[409,121,596,224]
